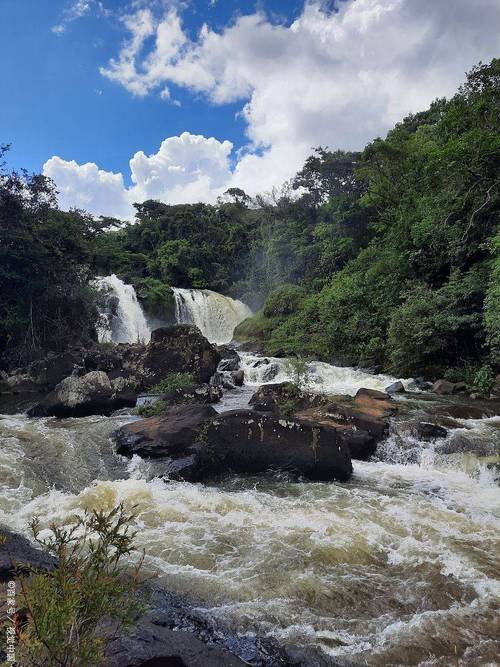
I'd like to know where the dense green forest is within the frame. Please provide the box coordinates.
[1,59,499,381]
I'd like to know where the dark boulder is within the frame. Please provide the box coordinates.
[385,381,405,395]
[231,370,245,386]
[143,326,220,386]
[0,527,56,581]
[160,384,222,406]
[29,350,84,388]
[217,357,240,372]
[114,406,352,482]
[295,388,397,459]
[355,388,389,401]
[412,422,448,441]
[114,404,216,460]
[249,382,328,414]
[432,379,457,395]
[205,410,352,481]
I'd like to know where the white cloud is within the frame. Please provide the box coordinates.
[52,0,106,35]
[98,0,500,194]
[43,133,233,219]
[43,156,134,219]
[49,0,500,216]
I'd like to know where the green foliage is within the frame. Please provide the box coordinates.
[138,399,167,417]
[135,277,175,322]
[14,505,143,667]
[387,269,487,376]
[231,59,500,377]
[150,372,194,394]
[0,146,115,368]
[233,311,277,343]
[472,364,495,397]
[485,232,500,365]
[284,356,311,390]
[263,284,307,318]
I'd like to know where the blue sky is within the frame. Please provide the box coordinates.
[1,0,499,219]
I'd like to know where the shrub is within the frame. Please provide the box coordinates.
[233,311,276,342]
[138,399,167,417]
[284,356,311,390]
[150,372,194,394]
[263,284,307,318]
[472,364,495,397]
[11,505,144,667]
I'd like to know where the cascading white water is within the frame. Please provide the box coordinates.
[238,351,408,396]
[94,274,151,344]
[173,288,252,345]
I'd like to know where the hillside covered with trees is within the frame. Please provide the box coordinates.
[1,59,499,384]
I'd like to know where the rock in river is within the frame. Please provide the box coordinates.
[113,406,353,482]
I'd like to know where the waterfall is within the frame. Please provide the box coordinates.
[173,288,252,345]
[94,275,151,344]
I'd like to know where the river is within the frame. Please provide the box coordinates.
[1,280,499,665]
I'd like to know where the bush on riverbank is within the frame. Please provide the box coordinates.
[11,505,143,667]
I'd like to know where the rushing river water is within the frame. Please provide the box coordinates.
[1,360,499,666]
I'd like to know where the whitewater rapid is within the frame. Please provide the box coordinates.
[1,393,499,665]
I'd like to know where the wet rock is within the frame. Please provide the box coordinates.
[29,350,83,388]
[27,370,136,418]
[0,528,56,581]
[114,405,216,461]
[355,388,389,401]
[432,379,456,395]
[385,381,405,395]
[215,345,240,362]
[107,619,246,666]
[249,382,328,414]
[106,585,288,667]
[160,384,223,406]
[143,325,220,386]
[231,370,245,386]
[218,357,240,372]
[114,406,352,482]
[339,428,377,460]
[407,377,432,391]
[412,422,448,441]
[252,358,270,368]
[296,388,396,459]
[205,410,352,482]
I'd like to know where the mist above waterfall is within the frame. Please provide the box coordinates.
[173,288,252,345]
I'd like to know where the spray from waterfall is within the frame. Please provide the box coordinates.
[173,288,252,345]
[94,275,151,344]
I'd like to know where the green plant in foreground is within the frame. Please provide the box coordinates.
[150,372,194,394]
[12,504,144,667]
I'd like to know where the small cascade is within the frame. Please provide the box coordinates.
[238,351,408,396]
[173,288,252,345]
[94,275,151,344]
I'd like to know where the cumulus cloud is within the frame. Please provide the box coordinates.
[43,133,233,219]
[49,0,500,216]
